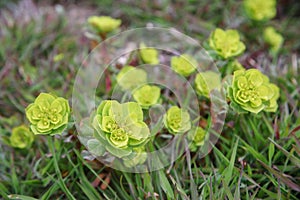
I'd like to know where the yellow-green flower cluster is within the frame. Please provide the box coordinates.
[88,16,121,34]
[133,85,161,109]
[194,71,221,98]
[170,54,197,77]
[209,28,246,59]
[163,106,191,134]
[228,69,280,114]
[244,0,276,21]
[25,93,70,135]
[92,100,150,158]
[10,125,34,149]
[139,43,159,64]
[187,127,206,152]
[263,26,284,53]
[116,66,147,91]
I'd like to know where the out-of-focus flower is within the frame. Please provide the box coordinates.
[139,43,159,64]
[88,16,121,34]
[163,106,191,134]
[10,125,34,149]
[116,66,147,91]
[25,93,70,135]
[92,100,150,158]
[194,71,221,98]
[133,85,161,109]
[228,69,280,114]
[209,28,246,59]
[170,54,197,77]
[244,0,276,21]
[263,26,284,53]
[187,127,206,152]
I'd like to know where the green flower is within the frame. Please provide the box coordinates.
[228,69,280,114]
[244,0,276,21]
[263,27,284,53]
[187,127,206,152]
[139,43,159,64]
[209,28,246,59]
[10,125,34,149]
[88,16,121,34]
[163,106,191,134]
[133,85,161,109]
[170,54,197,77]
[123,147,147,167]
[25,93,70,135]
[195,71,221,98]
[92,100,150,158]
[116,66,147,91]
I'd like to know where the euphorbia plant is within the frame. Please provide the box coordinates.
[163,106,191,134]
[91,100,150,158]
[227,69,280,114]
[25,93,70,135]
[10,125,34,149]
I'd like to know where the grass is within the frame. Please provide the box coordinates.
[0,0,300,199]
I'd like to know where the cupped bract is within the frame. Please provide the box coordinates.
[244,0,276,21]
[133,85,161,109]
[88,16,121,34]
[116,66,147,91]
[187,127,206,152]
[209,28,246,59]
[228,69,280,114]
[25,93,70,135]
[139,43,159,64]
[163,106,191,134]
[194,71,221,98]
[170,54,197,77]
[92,100,150,158]
[10,125,34,149]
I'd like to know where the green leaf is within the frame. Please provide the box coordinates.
[8,194,38,200]
[87,139,106,156]
[158,170,174,199]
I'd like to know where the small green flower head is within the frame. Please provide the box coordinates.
[244,0,276,21]
[195,71,221,98]
[187,127,206,152]
[88,16,121,34]
[133,85,161,109]
[228,69,280,114]
[170,54,197,77]
[116,66,147,91]
[163,106,191,134]
[10,125,34,149]
[25,93,70,135]
[209,28,246,59]
[123,147,147,168]
[139,43,159,64]
[263,26,284,53]
[93,100,150,158]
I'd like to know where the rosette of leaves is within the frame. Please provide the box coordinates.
[116,66,147,91]
[228,69,280,114]
[25,93,70,135]
[244,0,276,21]
[209,28,246,59]
[91,100,150,158]
[139,43,159,64]
[10,125,34,149]
[170,54,197,77]
[123,147,147,168]
[194,71,221,98]
[133,84,161,109]
[163,106,191,134]
[263,26,284,54]
[187,127,206,152]
[87,16,121,34]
